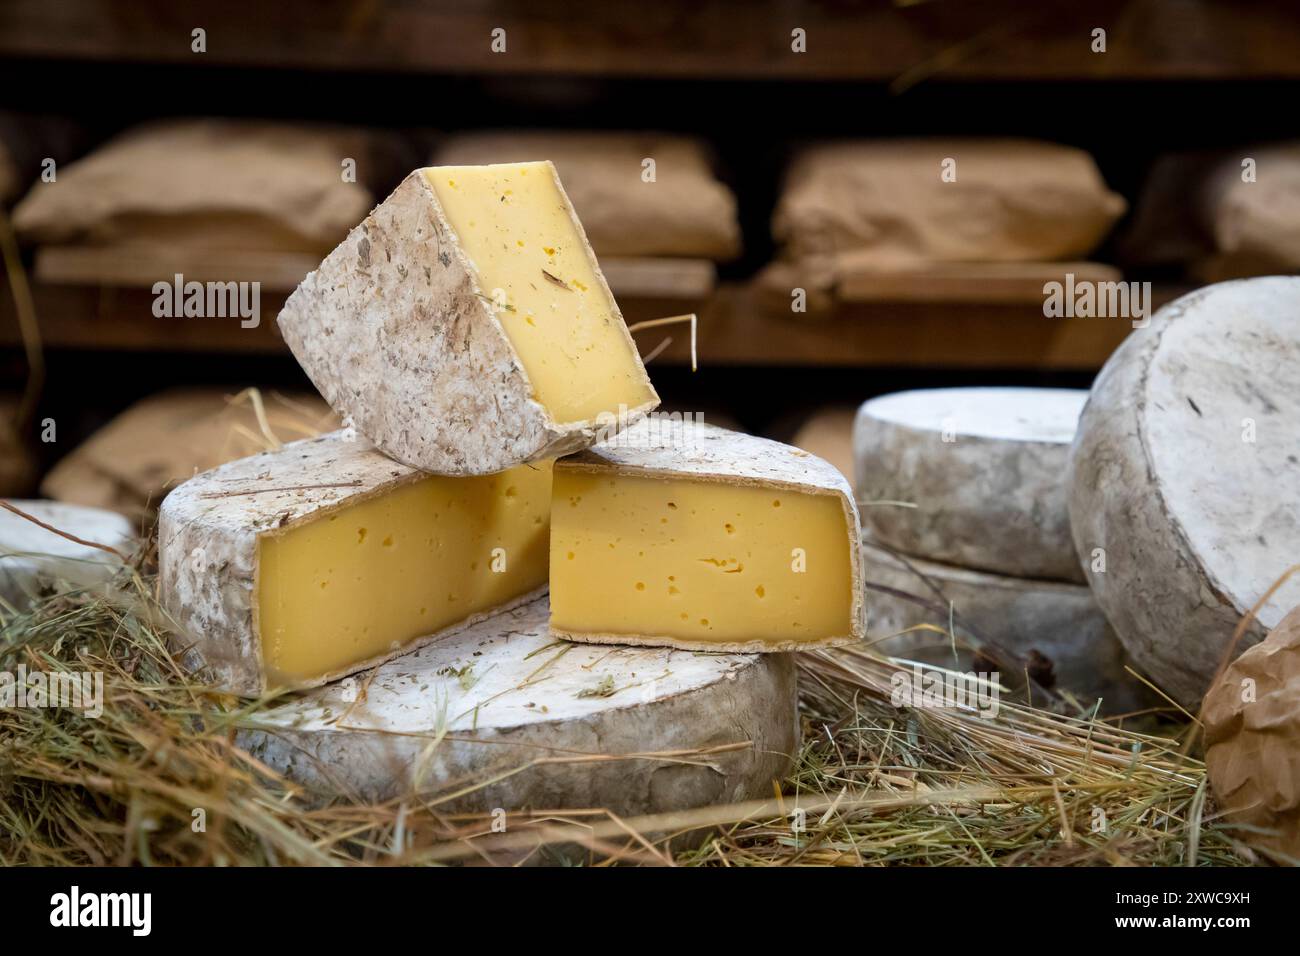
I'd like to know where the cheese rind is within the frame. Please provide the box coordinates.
[0,500,135,607]
[277,164,658,476]
[549,420,864,651]
[860,540,1156,715]
[1068,278,1300,708]
[239,596,799,812]
[855,387,1088,583]
[159,431,550,695]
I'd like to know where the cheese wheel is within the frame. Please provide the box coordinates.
[0,500,134,607]
[861,542,1153,714]
[238,597,799,812]
[854,387,1088,583]
[1068,277,1300,708]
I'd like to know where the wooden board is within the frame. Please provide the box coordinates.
[3,0,1299,81]
[0,279,1190,369]
[838,261,1122,305]
[33,246,715,300]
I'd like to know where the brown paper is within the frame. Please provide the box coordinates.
[771,138,1125,295]
[1203,605,1300,863]
[13,119,408,256]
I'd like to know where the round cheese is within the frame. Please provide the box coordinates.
[239,597,799,813]
[0,499,134,607]
[854,387,1088,583]
[1068,277,1300,708]
[861,541,1153,715]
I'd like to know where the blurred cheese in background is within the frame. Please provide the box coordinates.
[760,139,1125,312]
[1121,142,1300,281]
[42,388,339,520]
[12,119,412,284]
[433,130,741,261]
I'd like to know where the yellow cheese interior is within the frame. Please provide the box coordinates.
[549,468,855,645]
[425,163,656,425]
[257,461,552,687]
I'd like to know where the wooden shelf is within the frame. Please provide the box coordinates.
[3,278,1189,371]
[2,0,1299,82]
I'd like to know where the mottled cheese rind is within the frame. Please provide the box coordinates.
[854,387,1088,583]
[1068,277,1300,708]
[238,596,800,812]
[159,431,548,696]
[278,165,658,476]
[549,419,864,652]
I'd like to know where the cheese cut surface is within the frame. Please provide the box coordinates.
[549,420,864,651]
[257,462,551,687]
[239,597,799,813]
[278,164,658,476]
[425,164,656,425]
[159,432,551,695]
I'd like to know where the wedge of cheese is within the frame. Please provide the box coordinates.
[278,162,659,476]
[239,596,798,812]
[550,420,864,651]
[159,431,551,695]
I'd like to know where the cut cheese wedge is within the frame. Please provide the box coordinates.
[239,596,799,812]
[550,420,864,651]
[159,431,551,695]
[278,162,659,476]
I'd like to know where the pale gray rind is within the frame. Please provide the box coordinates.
[555,419,865,648]
[1067,277,1300,709]
[277,166,658,476]
[854,387,1088,583]
[861,541,1155,715]
[157,430,543,696]
[0,500,135,607]
[238,597,800,813]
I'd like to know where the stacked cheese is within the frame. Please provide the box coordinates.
[161,161,861,814]
[853,387,1153,714]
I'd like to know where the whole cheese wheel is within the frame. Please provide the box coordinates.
[239,597,798,813]
[855,387,1088,583]
[1068,278,1300,708]
[0,499,134,607]
[861,542,1153,715]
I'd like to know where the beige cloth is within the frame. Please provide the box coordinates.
[13,119,403,256]
[1203,605,1300,863]
[42,389,338,519]
[433,131,740,260]
[772,139,1125,285]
